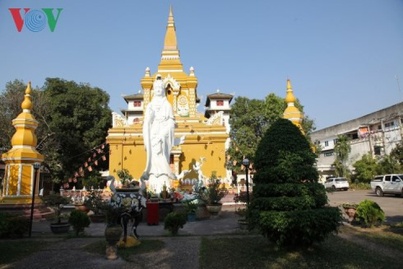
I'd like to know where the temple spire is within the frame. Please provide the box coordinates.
[1,82,44,205]
[158,6,184,72]
[283,79,304,133]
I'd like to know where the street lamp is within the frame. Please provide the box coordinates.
[242,158,250,206]
[29,162,41,238]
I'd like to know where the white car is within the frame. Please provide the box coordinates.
[324,177,349,191]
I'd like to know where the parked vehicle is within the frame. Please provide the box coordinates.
[370,174,403,197]
[324,177,349,191]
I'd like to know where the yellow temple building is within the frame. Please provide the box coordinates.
[106,7,232,189]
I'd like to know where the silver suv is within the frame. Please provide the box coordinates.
[324,177,349,191]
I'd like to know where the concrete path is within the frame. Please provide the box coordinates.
[1,204,245,269]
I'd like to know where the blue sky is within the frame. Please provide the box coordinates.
[1,0,402,130]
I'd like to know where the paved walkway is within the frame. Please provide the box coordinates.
[1,202,247,269]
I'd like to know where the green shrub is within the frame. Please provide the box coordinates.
[0,212,30,238]
[68,209,91,236]
[355,199,385,227]
[164,212,186,235]
[250,119,341,248]
[350,182,371,190]
[258,207,341,246]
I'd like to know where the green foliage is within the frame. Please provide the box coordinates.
[352,153,403,183]
[0,213,30,238]
[0,80,27,150]
[355,199,385,228]
[390,140,403,165]
[226,94,315,173]
[352,153,378,183]
[84,190,109,215]
[82,174,104,189]
[41,194,71,223]
[68,209,91,236]
[116,168,133,185]
[252,183,328,210]
[349,182,371,190]
[104,204,124,226]
[257,207,342,247]
[42,78,112,183]
[164,212,187,235]
[0,78,112,185]
[250,118,340,248]
[200,174,227,205]
[253,119,318,184]
[182,199,198,214]
[376,155,402,175]
[333,135,351,177]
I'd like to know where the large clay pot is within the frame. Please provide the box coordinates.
[104,225,123,260]
[206,204,222,215]
[104,225,123,245]
[75,204,90,213]
[238,219,248,230]
[187,212,196,222]
[50,222,71,234]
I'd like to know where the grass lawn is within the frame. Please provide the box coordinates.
[199,226,403,269]
[0,239,51,265]
[83,239,165,262]
[2,224,403,268]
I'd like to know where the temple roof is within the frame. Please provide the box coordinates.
[205,91,234,107]
[123,93,143,103]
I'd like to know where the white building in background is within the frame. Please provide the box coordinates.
[311,102,403,182]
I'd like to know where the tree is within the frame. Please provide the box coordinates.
[0,80,30,151]
[376,155,402,175]
[227,97,267,171]
[390,141,403,166]
[249,118,341,247]
[352,153,378,183]
[333,135,351,177]
[41,78,112,184]
[0,78,112,187]
[226,93,316,172]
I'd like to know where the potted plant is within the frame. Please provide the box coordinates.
[341,203,358,223]
[200,175,227,215]
[235,207,248,230]
[104,203,124,260]
[68,209,91,236]
[116,169,136,189]
[183,199,198,222]
[164,212,187,235]
[41,193,71,233]
[84,190,109,222]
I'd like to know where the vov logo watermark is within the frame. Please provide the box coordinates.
[9,8,63,32]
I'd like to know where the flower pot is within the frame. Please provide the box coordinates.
[75,204,90,213]
[105,225,123,260]
[104,225,123,245]
[238,219,248,230]
[206,204,222,215]
[187,212,196,222]
[50,222,71,234]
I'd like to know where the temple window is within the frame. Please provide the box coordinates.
[216,100,224,106]
[133,100,141,107]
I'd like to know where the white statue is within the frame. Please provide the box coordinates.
[141,74,176,194]
[193,157,206,185]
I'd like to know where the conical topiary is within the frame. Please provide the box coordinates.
[249,118,341,247]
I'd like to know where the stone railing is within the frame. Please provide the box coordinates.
[60,187,106,205]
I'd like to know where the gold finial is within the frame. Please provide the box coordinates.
[285,79,296,103]
[21,82,33,110]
